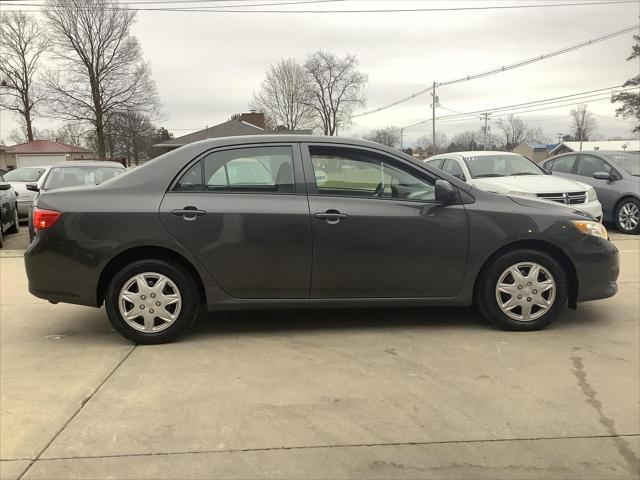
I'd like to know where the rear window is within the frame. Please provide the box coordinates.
[4,167,46,182]
[43,166,125,190]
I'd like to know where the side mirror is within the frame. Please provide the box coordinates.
[0,182,11,191]
[593,172,613,181]
[435,179,458,204]
[26,183,39,192]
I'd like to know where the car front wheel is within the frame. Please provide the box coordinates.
[477,249,568,331]
[615,198,640,235]
[105,259,201,344]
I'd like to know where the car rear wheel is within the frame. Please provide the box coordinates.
[615,198,640,235]
[105,259,201,344]
[6,208,19,234]
[477,249,567,331]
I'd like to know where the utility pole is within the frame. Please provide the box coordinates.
[400,128,404,151]
[481,113,491,150]
[430,82,438,154]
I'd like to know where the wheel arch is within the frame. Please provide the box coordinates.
[473,239,578,308]
[97,245,207,307]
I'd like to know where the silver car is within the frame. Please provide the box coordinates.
[541,151,640,234]
[3,166,51,220]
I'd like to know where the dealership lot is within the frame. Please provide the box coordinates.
[1,234,638,479]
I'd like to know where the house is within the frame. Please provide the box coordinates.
[154,111,313,153]
[549,140,640,156]
[0,144,12,171]
[5,140,95,169]
[513,142,549,163]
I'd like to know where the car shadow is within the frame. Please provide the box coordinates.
[189,306,486,338]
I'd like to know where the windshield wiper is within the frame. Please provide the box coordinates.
[474,173,505,178]
[511,172,540,176]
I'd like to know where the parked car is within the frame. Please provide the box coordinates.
[424,151,603,221]
[0,173,20,249]
[541,151,640,234]
[26,161,126,241]
[24,136,619,344]
[4,166,50,221]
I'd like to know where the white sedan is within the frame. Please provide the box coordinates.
[425,151,603,221]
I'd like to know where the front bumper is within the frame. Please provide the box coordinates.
[574,200,603,222]
[571,235,619,302]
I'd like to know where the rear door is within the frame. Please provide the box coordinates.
[303,144,469,299]
[160,143,312,299]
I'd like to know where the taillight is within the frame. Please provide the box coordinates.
[33,208,62,231]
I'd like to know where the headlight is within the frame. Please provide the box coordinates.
[506,191,537,198]
[572,220,608,239]
[586,187,597,202]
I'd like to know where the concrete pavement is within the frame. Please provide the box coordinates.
[1,235,638,479]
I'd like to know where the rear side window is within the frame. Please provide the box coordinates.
[173,146,295,193]
[550,155,577,173]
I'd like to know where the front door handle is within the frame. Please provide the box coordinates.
[171,206,206,221]
[314,210,348,225]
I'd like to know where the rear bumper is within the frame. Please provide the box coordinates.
[17,201,31,218]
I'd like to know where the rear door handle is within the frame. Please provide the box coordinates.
[171,206,206,221]
[314,210,348,224]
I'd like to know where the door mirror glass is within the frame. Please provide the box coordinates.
[25,183,39,192]
[435,179,457,204]
[593,171,613,181]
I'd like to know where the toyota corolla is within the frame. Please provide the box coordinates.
[24,136,619,344]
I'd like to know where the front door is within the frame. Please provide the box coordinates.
[160,144,312,299]
[303,144,469,299]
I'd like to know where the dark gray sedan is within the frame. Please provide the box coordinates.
[24,136,619,344]
[541,151,640,234]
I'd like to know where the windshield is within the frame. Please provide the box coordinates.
[603,152,640,176]
[4,167,46,182]
[463,154,545,179]
[43,166,125,190]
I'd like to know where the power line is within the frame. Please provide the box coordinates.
[352,24,638,118]
[3,0,635,12]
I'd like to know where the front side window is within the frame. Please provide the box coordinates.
[43,166,125,190]
[550,155,578,173]
[576,155,611,178]
[310,147,435,202]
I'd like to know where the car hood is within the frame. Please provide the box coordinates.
[471,175,589,194]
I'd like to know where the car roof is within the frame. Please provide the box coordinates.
[452,151,521,158]
[53,161,125,168]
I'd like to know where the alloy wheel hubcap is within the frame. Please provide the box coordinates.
[118,272,182,332]
[495,262,556,322]
[618,202,639,231]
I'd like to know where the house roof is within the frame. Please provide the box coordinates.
[516,141,547,150]
[154,119,313,148]
[7,139,93,154]
[549,140,640,155]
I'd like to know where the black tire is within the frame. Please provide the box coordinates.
[6,208,19,234]
[476,249,568,331]
[614,197,640,235]
[105,259,201,344]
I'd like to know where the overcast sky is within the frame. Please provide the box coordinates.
[0,0,638,146]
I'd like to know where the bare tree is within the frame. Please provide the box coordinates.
[0,12,50,142]
[363,126,400,148]
[495,114,528,150]
[448,130,477,151]
[43,0,160,159]
[524,126,548,144]
[569,104,598,151]
[416,133,447,156]
[110,111,155,165]
[304,52,367,135]
[612,34,640,133]
[251,58,315,131]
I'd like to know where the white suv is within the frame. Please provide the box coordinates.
[425,151,603,221]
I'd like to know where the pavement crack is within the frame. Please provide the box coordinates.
[570,355,640,476]
[17,345,137,480]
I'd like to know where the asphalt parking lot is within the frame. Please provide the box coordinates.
[1,230,638,479]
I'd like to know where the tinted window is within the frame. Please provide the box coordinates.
[550,155,577,173]
[4,167,46,182]
[43,166,125,190]
[310,147,435,202]
[576,155,611,178]
[174,161,203,191]
[442,159,465,180]
[204,146,294,193]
